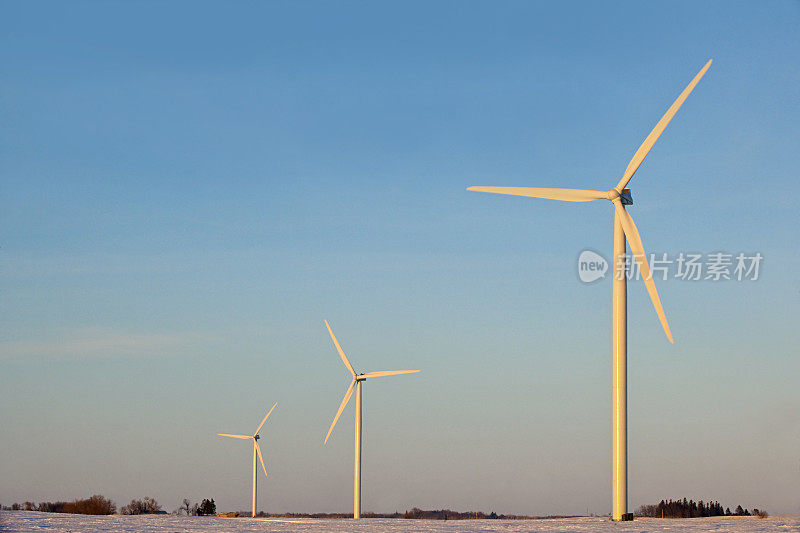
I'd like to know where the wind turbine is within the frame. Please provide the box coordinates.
[323,320,419,519]
[467,60,711,521]
[218,402,277,518]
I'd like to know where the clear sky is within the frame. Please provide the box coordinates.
[1,0,799,517]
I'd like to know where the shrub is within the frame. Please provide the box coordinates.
[121,497,162,515]
[64,495,116,515]
[27,496,115,515]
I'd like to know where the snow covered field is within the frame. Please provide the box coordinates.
[2,512,799,533]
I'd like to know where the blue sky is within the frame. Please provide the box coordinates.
[2,0,799,516]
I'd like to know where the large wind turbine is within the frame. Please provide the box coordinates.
[218,402,277,518]
[468,60,711,521]
[323,320,419,519]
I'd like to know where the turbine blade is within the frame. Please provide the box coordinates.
[324,379,356,445]
[614,203,674,343]
[361,370,420,379]
[254,402,277,436]
[615,59,712,192]
[325,320,356,377]
[467,186,607,202]
[255,441,268,477]
[217,434,251,439]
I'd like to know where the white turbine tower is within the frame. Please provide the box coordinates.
[468,60,711,521]
[323,320,419,519]
[218,402,277,518]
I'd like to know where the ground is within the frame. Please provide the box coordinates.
[1,511,798,532]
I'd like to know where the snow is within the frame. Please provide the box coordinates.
[1,511,798,533]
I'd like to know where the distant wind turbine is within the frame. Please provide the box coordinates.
[323,320,419,519]
[218,402,277,518]
[468,60,712,521]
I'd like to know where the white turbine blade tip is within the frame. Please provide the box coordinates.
[255,442,268,477]
[254,402,278,435]
[616,59,712,191]
[362,369,421,379]
[615,204,674,343]
[325,320,356,376]
[324,379,356,445]
[467,186,606,202]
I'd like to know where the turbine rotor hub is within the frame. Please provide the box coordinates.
[607,188,633,205]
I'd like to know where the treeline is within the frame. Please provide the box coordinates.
[3,495,116,515]
[401,508,540,520]
[2,495,167,516]
[252,511,399,519]
[245,508,549,520]
[637,499,768,518]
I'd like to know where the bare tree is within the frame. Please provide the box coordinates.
[121,497,162,515]
[180,499,192,516]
